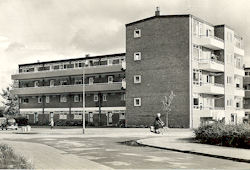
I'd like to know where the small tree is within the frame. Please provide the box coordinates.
[1,84,19,116]
[161,91,175,128]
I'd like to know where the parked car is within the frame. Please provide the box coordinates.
[1,118,18,130]
[15,117,28,126]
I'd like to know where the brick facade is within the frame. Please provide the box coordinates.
[126,16,190,128]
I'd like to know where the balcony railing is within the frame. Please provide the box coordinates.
[18,62,125,74]
[11,82,125,95]
[199,58,224,65]
[202,35,224,42]
[193,106,225,110]
[198,35,224,50]
[12,63,126,80]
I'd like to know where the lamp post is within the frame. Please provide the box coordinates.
[82,60,89,134]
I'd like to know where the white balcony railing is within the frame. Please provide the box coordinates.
[199,35,224,50]
[193,83,224,95]
[18,63,124,74]
[11,81,125,95]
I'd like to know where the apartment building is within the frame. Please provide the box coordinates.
[11,10,245,128]
[11,54,126,126]
[243,68,250,123]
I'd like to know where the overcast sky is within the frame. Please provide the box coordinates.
[0,0,249,104]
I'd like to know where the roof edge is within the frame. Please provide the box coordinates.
[19,52,126,67]
[126,14,190,27]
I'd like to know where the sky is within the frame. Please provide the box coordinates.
[0,0,249,105]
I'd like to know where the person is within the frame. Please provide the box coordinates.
[154,113,164,134]
[50,120,54,130]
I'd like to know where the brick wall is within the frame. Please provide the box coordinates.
[126,16,190,128]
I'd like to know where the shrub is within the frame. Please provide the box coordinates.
[54,120,83,126]
[0,144,32,169]
[194,122,250,148]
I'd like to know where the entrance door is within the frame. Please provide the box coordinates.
[50,112,54,122]
[107,112,112,125]
[34,112,38,124]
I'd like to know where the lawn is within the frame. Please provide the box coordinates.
[0,144,32,169]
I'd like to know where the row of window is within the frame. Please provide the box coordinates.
[133,28,142,107]
[28,76,117,88]
[21,94,126,104]
[193,97,242,109]
[19,57,125,73]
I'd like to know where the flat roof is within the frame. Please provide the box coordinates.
[19,53,126,67]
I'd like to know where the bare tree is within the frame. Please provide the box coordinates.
[161,91,175,128]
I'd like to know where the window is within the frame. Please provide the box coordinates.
[89,112,93,123]
[60,80,67,86]
[23,98,29,104]
[94,94,98,101]
[74,95,80,102]
[89,77,94,85]
[75,79,82,85]
[134,98,141,106]
[236,102,240,108]
[134,75,141,83]
[193,98,199,106]
[121,94,126,101]
[50,80,54,87]
[46,96,50,103]
[108,112,112,124]
[108,76,113,84]
[206,29,212,37]
[108,59,113,66]
[227,99,233,106]
[34,81,39,87]
[103,94,107,101]
[74,112,82,119]
[59,112,67,120]
[38,96,42,103]
[134,52,141,61]
[134,29,141,38]
[193,20,199,36]
[227,76,233,84]
[193,44,200,61]
[60,95,67,103]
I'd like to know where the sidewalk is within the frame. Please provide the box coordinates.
[1,140,113,170]
[137,135,250,163]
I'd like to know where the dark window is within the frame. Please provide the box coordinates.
[194,98,199,105]
[23,98,29,103]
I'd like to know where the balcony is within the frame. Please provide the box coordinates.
[245,90,250,98]
[193,83,224,95]
[11,82,124,95]
[234,46,244,56]
[193,107,225,119]
[199,35,224,50]
[199,59,224,72]
[234,67,244,76]
[234,88,244,97]
[12,64,125,80]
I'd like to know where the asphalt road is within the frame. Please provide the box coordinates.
[3,129,249,169]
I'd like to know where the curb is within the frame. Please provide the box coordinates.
[136,141,250,163]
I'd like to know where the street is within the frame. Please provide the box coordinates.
[1,128,249,169]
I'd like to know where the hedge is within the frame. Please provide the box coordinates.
[194,122,250,148]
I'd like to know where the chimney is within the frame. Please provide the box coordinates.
[155,7,160,16]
